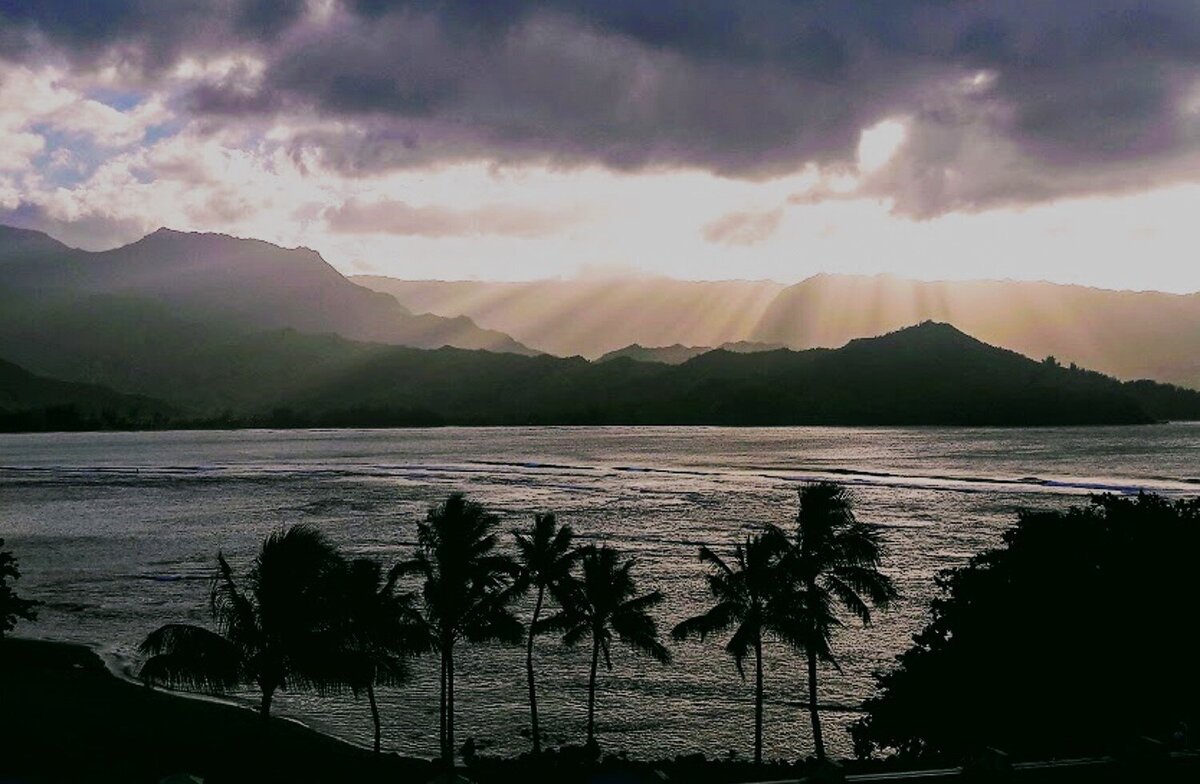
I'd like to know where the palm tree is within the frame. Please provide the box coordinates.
[672,533,804,765]
[139,525,345,720]
[541,545,672,748]
[334,557,430,754]
[769,482,897,760]
[397,493,523,766]
[512,512,580,754]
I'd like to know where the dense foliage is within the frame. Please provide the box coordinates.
[852,493,1200,760]
[0,538,39,637]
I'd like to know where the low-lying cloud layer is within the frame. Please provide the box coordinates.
[326,198,572,237]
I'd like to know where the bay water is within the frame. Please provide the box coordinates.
[2,425,1197,760]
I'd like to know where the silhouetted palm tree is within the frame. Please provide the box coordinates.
[542,545,671,748]
[672,533,804,765]
[769,482,897,760]
[397,494,522,766]
[139,525,345,719]
[334,557,430,754]
[513,512,580,754]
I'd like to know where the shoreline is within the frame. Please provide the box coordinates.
[2,419,1195,435]
[0,637,433,783]
[83,636,380,754]
[4,637,1197,784]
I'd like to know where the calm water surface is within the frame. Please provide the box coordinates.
[2,425,1198,760]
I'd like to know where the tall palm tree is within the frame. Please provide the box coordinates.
[512,512,580,754]
[333,557,430,754]
[541,545,672,748]
[671,533,805,765]
[769,482,897,760]
[139,525,345,720]
[397,494,522,766]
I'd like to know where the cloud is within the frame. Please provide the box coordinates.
[4,2,1200,215]
[702,208,783,246]
[0,200,149,250]
[325,197,574,238]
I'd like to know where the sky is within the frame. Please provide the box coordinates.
[2,1,1200,292]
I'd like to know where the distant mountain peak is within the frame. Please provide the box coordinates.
[846,321,980,349]
[0,223,72,254]
[0,225,535,357]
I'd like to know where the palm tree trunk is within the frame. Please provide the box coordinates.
[526,584,545,754]
[447,643,456,768]
[754,634,764,766]
[368,682,381,754]
[439,650,447,762]
[807,646,825,761]
[587,632,600,747]
[259,684,274,721]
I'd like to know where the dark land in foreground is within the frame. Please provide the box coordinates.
[1,638,1196,784]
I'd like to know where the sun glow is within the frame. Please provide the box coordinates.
[857,119,907,174]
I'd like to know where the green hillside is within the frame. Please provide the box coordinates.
[3,321,1197,429]
[0,356,173,431]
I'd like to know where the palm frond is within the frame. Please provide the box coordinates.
[210,552,257,644]
[612,607,672,664]
[533,606,570,631]
[724,620,758,678]
[617,590,664,615]
[698,545,735,578]
[138,623,243,692]
[562,620,591,648]
[832,563,898,609]
[825,574,874,624]
[671,601,740,642]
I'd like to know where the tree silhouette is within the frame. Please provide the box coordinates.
[512,512,580,754]
[769,483,896,760]
[672,533,804,765]
[333,557,430,754]
[541,545,671,748]
[138,525,345,719]
[397,494,522,767]
[854,493,1200,760]
[1,538,39,637]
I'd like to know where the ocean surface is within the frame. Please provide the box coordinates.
[2,425,1198,761]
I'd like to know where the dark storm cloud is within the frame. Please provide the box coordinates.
[7,1,1200,214]
[0,0,303,66]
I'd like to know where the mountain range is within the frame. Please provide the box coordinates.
[263,321,1200,426]
[0,225,529,368]
[596,341,783,365]
[2,318,1198,428]
[2,224,1199,429]
[355,273,1200,389]
[352,276,785,360]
